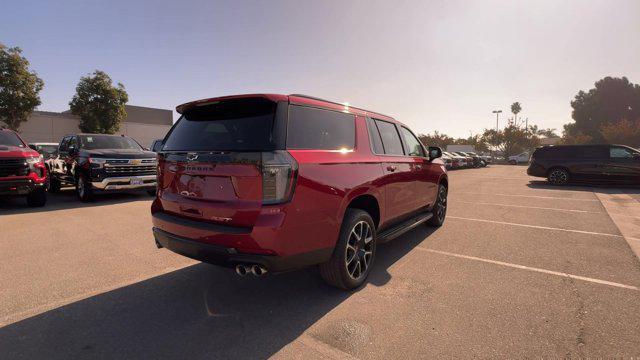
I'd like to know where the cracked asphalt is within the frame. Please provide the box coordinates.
[1,165,639,358]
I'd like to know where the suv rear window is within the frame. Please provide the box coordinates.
[79,135,142,150]
[286,105,355,150]
[0,131,25,147]
[163,97,277,151]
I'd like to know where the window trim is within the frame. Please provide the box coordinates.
[370,118,406,157]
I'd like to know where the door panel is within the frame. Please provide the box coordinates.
[606,146,640,182]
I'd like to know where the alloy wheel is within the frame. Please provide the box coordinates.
[345,221,374,280]
[436,186,448,222]
[549,169,568,185]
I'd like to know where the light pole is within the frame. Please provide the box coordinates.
[492,110,502,131]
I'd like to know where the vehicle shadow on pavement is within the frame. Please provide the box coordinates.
[0,189,153,215]
[527,180,640,192]
[0,226,439,359]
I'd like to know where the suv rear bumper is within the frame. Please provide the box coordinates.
[151,211,333,273]
[91,175,156,190]
[527,162,547,177]
[0,178,43,196]
[153,227,332,273]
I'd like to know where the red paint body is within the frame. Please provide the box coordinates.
[0,129,47,194]
[151,94,447,272]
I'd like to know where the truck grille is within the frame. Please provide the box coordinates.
[104,159,157,177]
[0,158,29,177]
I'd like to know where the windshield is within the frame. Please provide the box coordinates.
[0,131,25,147]
[79,135,142,150]
[36,145,58,155]
[163,97,277,152]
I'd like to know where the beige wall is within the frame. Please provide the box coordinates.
[17,105,173,148]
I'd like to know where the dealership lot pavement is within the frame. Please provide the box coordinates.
[1,165,639,358]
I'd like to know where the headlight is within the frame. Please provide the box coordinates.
[89,157,107,168]
[26,155,43,164]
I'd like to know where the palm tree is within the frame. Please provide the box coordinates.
[511,102,522,126]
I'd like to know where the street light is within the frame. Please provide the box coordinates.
[492,110,502,131]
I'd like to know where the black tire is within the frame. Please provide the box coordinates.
[508,160,517,165]
[427,184,447,227]
[48,175,61,193]
[76,173,94,202]
[147,189,157,196]
[547,167,570,186]
[26,188,47,207]
[320,209,376,290]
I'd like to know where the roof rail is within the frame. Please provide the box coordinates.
[289,94,348,107]
[288,94,394,119]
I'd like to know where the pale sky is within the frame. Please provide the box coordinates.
[2,0,639,137]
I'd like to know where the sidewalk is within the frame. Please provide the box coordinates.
[595,189,640,261]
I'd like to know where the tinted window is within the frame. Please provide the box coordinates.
[374,120,404,155]
[610,146,634,158]
[59,137,70,152]
[164,97,277,151]
[79,135,142,150]
[35,145,58,156]
[287,106,355,150]
[68,136,78,150]
[400,127,425,157]
[0,131,25,147]
[366,118,384,154]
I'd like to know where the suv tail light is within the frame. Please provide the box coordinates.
[261,151,297,205]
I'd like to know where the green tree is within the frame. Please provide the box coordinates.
[481,124,539,158]
[417,131,454,149]
[0,44,44,131]
[510,102,522,126]
[69,70,128,134]
[567,76,640,142]
[600,118,640,148]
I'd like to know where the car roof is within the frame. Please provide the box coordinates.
[175,93,400,125]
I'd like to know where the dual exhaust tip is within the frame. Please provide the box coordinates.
[235,264,268,277]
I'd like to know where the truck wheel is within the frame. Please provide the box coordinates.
[48,176,61,193]
[427,184,447,227]
[76,174,94,202]
[26,188,47,207]
[320,209,376,290]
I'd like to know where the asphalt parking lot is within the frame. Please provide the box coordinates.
[1,165,639,358]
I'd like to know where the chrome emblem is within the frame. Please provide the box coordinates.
[130,159,142,165]
[186,153,198,161]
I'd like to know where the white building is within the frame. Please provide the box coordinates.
[15,105,173,148]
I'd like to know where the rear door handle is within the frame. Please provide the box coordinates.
[386,165,397,172]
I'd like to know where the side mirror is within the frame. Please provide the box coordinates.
[428,146,442,161]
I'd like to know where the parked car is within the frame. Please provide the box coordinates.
[28,142,59,159]
[508,151,530,165]
[528,144,640,185]
[0,128,47,207]
[479,154,492,165]
[461,151,485,167]
[443,151,464,168]
[46,133,158,201]
[440,152,453,169]
[151,94,449,289]
[453,152,474,167]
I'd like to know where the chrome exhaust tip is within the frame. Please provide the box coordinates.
[235,264,248,276]
[251,265,267,276]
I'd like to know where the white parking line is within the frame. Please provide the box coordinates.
[448,216,623,238]
[456,192,599,202]
[454,200,602,214]
[417,247,640,291]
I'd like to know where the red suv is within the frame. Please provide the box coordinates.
[151,94,448,289]
[0,128,47,207]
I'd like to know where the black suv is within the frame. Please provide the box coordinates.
[46,134,158,201]
[527,144,640,185]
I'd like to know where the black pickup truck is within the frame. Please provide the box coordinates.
[46,133,158,202]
